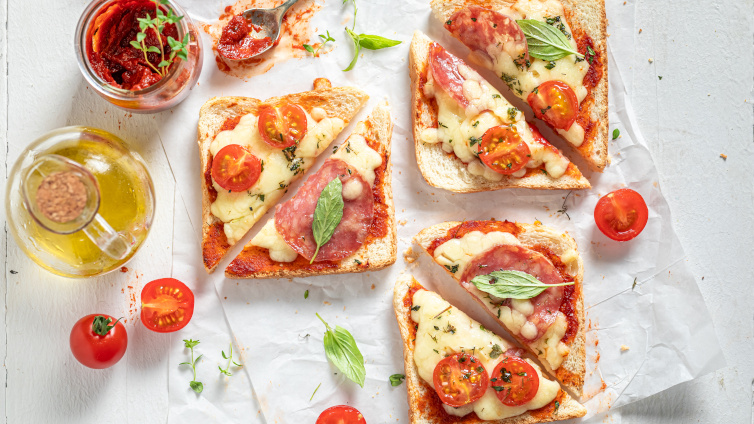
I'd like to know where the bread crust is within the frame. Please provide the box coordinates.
[224,101,397,279]
[198,81,369,273]
[429,0,609,171]
[413,221,585,397]
[393,275,587,423]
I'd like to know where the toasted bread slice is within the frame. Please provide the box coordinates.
[409,31,590,192]
[199,79,368,273]
[393,274,587,423]
[430,0,609,171]
[414,221,586,397]
[225,101,396,279]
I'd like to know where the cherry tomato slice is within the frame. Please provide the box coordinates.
[491,356,539,407]
[594,188,649,241]
[70,314,128,369]
[140,278,195,333]
[429,42,470,109]
[478,125,531,175]
[432,353,489,407]
[316,405,366,424]
[527,80,579,130]
[446,6,529,69]
[258,103,308,149]
[211,144,262,192]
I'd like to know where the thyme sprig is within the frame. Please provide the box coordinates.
[129,0,190,77]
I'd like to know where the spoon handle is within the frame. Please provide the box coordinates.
[277,0,301,13]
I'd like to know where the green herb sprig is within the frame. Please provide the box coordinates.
[304,31,336,56]
[129,0,190,77]
[342,0,401,71]
[316,313,366,387]
[471,270,574,300]
[179,339,203,393]
[517,19,583,62]
[311,178,345,263]
[218,343,243,377]
[91,315,123,336]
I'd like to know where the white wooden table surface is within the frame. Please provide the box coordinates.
[1,1,752,423]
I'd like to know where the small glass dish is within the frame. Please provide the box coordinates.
[74,0,203,113]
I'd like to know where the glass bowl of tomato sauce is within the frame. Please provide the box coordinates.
[75,0,203,113]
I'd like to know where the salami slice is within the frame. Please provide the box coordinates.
[445,6,529,69]
[460,244,564,341]
[429,42,471,108]
[275,158,373,262]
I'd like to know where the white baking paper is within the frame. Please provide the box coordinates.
[162,0,725,422]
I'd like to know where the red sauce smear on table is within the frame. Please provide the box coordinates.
[87,0,179,90]
[217,15,272,60]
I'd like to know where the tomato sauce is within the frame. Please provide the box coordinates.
[202,221,231,271]
[217,15,273,60]
[87,0,179,90]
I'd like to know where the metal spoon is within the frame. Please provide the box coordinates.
[222,0,301,60]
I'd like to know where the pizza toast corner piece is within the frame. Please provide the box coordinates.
[409,30,591,193]
[198,78,369,273]
[393,274,587,423]
[429,0,609,172]
[413,220,586,397]
[224,101,396,279]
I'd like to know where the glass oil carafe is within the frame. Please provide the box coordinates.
[6,126,156,278]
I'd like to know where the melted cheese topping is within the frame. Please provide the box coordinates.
[421,61,570,179]
[467,0,589,146]
[432,230,571,370]
[248,133,382,263]
[209,111,344,244]
[412,289,559,419]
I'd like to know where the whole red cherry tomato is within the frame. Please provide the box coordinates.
[70,314,128,369]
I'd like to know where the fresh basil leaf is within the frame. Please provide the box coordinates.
[471,270,574,300]
[311,177,344,263]
[389,374,405,386]
[517,19,583,61]
[189,380,203,393]
[612,129,620,140]
[317,313,366,387]
[344,27,361,71]
[358,34,401,50]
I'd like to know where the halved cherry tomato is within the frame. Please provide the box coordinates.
[527,80,579,130]
[211,144,262,192]
[478,125,531,175]
[432,353,489,407]
[594,188,649,241]
[257,103,308,149]
[70,314,127,369]
[140,278,195,333]
[316,405,366,424]
[491,356,539,406]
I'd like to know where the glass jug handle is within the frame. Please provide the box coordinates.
[82,214,132,260]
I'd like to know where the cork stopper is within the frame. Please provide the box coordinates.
[35,171,88,223]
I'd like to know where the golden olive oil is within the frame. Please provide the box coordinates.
[26,138,153,276]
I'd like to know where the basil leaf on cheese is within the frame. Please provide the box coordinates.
[516,19,584,62]
[317,313,366,387]
[471,270,574,300]
[311,177,344,263]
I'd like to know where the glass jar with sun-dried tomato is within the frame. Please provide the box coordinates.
[75,0,203,112]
